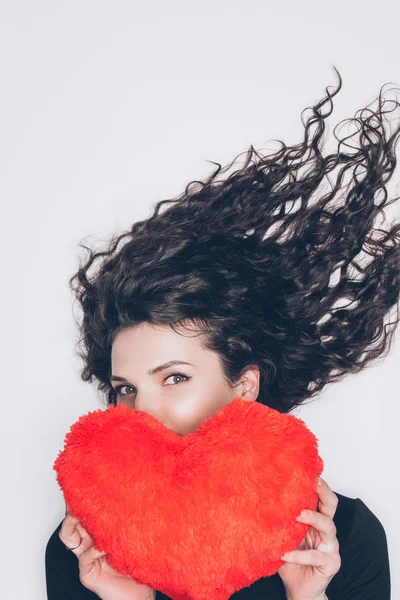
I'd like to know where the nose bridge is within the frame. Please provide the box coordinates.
[133,390,176,434]
[134,389,161,421]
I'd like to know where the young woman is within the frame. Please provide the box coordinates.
[45,67,397,600]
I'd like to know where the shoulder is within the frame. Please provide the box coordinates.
[45,520,65,562]
[332,491,389,557]
[45,519,78,582]
[45,519,68,565]
[328,491,391,599]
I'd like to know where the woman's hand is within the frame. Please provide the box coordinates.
[277,477,341,600]
[59,504,156,600]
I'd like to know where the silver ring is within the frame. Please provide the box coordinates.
[64,539,82,551]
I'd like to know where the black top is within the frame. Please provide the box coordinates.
[45,492,391,600]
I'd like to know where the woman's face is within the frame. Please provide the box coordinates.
[110,322,260,437]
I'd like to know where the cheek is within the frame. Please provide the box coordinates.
[171,394,206,420]
[172,392,228,429]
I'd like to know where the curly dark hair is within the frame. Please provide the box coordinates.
[69,66,400,414]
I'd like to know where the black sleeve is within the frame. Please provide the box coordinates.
[338,497,391,600]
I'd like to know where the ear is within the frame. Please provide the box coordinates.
[232,364,260,401]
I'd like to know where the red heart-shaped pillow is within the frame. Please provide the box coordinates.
[53,397,323,600]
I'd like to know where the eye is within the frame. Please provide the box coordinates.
[114,384,135,397]
[113,372,190,397]
[164,373,190,386]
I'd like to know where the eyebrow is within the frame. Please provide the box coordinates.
[111,360,195,382]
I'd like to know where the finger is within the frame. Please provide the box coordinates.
[281,548,340,575]
[59,515,93,558]
[76,522,95,547]
[296,509,339,546]
[316,478,339,520]
[61,513,81,535]
[79,545,107,579]
[81,546,107,563]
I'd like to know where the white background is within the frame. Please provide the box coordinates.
[1,1,399,598]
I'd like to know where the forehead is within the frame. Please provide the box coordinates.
[111,323,206,366]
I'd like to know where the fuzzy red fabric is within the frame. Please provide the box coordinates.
[53,396,324,600]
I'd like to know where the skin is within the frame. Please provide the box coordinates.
[110,322,260,435]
